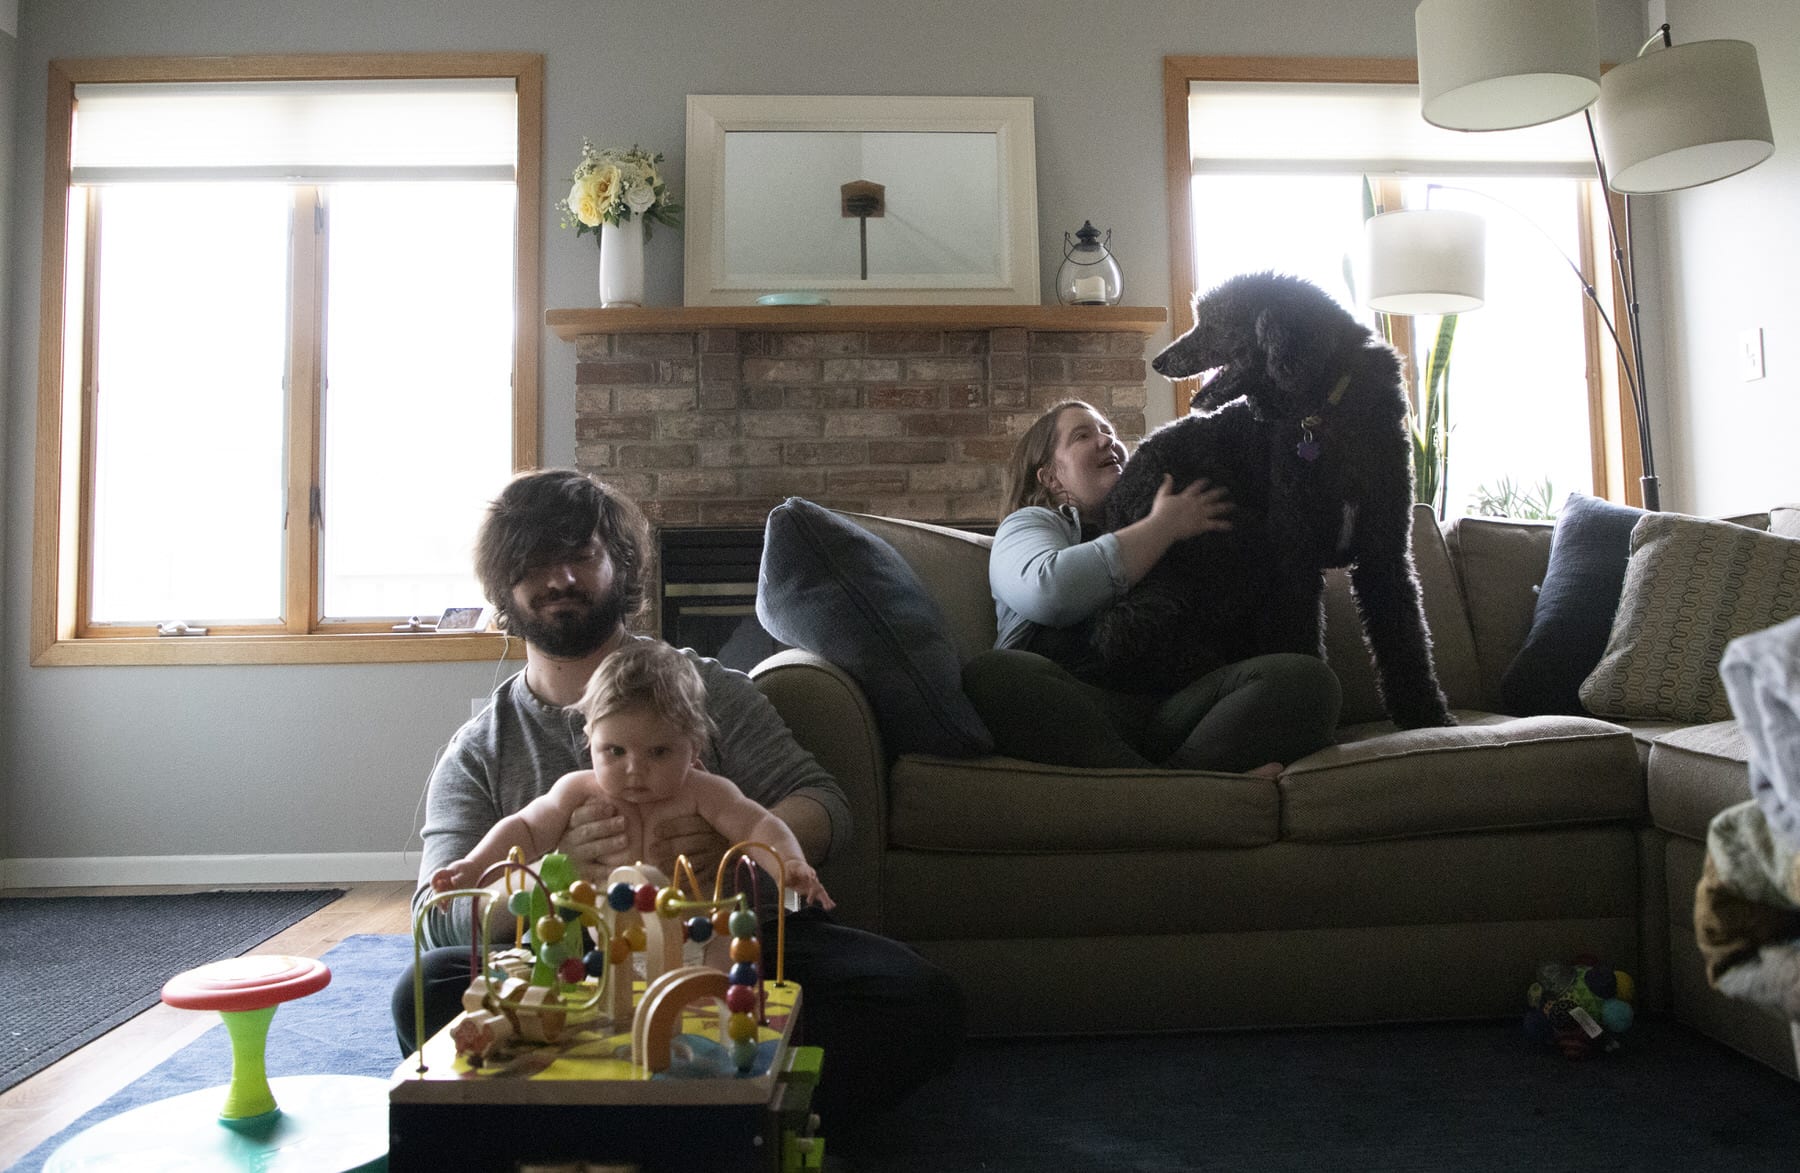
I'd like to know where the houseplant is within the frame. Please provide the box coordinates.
[557,140,683,307]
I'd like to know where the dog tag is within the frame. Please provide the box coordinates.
[1296,437,1322,462]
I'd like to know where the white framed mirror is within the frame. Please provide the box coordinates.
[683,94,1040,305]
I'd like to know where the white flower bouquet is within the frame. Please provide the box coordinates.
[557,140,683,243]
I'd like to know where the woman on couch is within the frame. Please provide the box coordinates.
[963,399,1340,775]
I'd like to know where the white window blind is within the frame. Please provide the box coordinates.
[71,78,518,182]
[1188,81,1594,178]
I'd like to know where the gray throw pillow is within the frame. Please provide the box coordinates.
[1501,492,1644,716]
[755,498,994,758]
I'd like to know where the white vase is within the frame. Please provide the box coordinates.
[598,218,645,307]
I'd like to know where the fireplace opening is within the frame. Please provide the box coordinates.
[659,528,783,671]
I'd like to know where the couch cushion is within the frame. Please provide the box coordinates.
[756,498,993,758]
[1501,492,1645,716]
[1771,504,1800,540]
[887,755,1279,851]
[1322,504,1482,723]
[1580,514,1800,723]
[1445,514,1554,710]
[1647,721,1753,842]
[1280,712,1643,842]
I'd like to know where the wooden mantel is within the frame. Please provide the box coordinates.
[546,303,1167,340]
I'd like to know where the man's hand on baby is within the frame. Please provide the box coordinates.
[647,812,729,879]
[558,798,630,880]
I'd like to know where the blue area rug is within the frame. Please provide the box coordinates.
[17,933,411,1173]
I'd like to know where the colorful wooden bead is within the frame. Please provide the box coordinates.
[725,984,759,1014]
[685,916,714,943]
[623,925,646,951]
[731,1039,758,1071]
[557,957,587,985]
[729,909,758,938]
[567,880,597,907]
[507,890,533,917]
[730,937,761,964]
[534,914,565,945]
[728,962,759,987]
[727,1011,758,1043]
[633,884,658,913]
[583,949,607,977]
[607,882,637,911]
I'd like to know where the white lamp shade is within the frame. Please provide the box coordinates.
[1415,0,1600,131]
[1596,39,1775,193]
[1364,209,1486,316]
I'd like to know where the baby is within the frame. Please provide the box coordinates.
[432,638,833,909]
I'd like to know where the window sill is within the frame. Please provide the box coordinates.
[30,630,523,667]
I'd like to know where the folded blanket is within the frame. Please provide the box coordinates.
[1696,801,1800,1013]
[1721,614,1800,849]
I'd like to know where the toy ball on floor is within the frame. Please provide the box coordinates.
[1523,959,1634,1058]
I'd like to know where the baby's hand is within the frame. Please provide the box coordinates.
[786,861,835,911]
[430,865,463,893]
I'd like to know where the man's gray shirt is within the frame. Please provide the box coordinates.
[412,635,851,946]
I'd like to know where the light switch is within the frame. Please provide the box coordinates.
[1740,328,1766,382]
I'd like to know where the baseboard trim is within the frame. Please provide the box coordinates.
[1,852,418,888]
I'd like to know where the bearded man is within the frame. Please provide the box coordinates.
[392,469,964,1129]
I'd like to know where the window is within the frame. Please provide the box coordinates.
[32,55,542,665]
[1163,57,1644,515]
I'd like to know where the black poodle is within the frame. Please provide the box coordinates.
[1095,271,1455,730]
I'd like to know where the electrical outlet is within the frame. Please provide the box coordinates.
[1740,328,1766,382]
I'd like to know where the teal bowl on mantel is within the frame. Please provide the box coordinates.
[755,292,832,306]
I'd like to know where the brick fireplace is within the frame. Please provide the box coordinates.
[549,303,1167,643]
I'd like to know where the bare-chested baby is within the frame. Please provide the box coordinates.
[431,638,833,909]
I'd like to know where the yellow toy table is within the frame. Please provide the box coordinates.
[387,978,821,1172]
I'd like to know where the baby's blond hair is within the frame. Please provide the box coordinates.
[573,639,716,757]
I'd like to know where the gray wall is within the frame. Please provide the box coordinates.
[1655,0,1800,515]
[0,0,1744,881]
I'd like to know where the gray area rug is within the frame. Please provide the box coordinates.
[0,889,343,1094]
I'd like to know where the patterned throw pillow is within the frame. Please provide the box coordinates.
[1579,514,1800,723]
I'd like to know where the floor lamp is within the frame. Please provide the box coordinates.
[1365,0,1775,512]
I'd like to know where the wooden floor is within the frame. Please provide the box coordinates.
[0,880,415,1169]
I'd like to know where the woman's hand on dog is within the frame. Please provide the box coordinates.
[1115,474,1234,585]
[1152,474,1234,539]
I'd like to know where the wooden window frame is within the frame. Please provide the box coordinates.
[1162,55,1643,505]
[31,53,543,666]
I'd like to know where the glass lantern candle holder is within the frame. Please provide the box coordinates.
[1056,221,1123,305]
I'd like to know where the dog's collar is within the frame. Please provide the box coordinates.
[1295,372,1353,462]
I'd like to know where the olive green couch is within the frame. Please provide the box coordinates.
[750,502,1800,1079]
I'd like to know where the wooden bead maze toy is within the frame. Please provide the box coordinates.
[388,843,827,1172]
